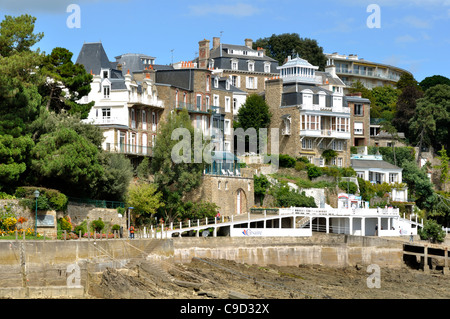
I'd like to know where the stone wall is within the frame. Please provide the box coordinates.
[65,204,127,232]
[186,175,255,217]
[172,234,404,268]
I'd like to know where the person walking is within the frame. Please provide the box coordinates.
[130,225,135,239]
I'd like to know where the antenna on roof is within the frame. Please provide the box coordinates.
[220,31,224,38]
[171,49,174,65]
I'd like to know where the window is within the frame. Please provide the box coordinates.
[337,157,343,168]
[209,59,214,69]
[233,98,238,112]
[196,94,202,111]
[356,172,364,179]
[264,62,271,73]
[103,85,110,99]
[131,109,136,129]
[224,120,231,135]
[213,95,219,107]
[225,97,231,113]
[102,108,111,123]
[302,138,313,150]
[224,141,231,152]
[226,80,230,90]
[231,75,239,87]
[354,104,363,116]
[214,77,219,88]
[389,173,398,183]
[218,181,221,189]
[103,70,109,79]
[246,76,257,89]
[142,110,147,130]
[332,140,344,151]
[248,61,255,72]
[231,59,238,71]
[205,96,210,111]
[301,115,320,131]
[354,122,363,135]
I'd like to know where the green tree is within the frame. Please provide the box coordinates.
[253,33,327,70]
[409,85,450,160]
[234,94,271,153]
[254,174,271,202]
[418,219,446,243]
[30,126,105,198]
[419,75,450,92]
[401,160,436,211]
[126,183,164,221]
[96,153,134,201]
[151,109,206,223]
[434,146,450,186]
[39,47,94,119]
[0,14,43,57]
[270,183,317,208]
[392,85,424,137]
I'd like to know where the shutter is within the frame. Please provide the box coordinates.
[254,77,258,89]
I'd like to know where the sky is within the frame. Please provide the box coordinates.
[1,0,449,82]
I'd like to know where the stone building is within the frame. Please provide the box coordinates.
[266,55,352,168]
[196,37,279,95]
[347,93,371,147]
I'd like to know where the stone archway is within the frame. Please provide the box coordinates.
[236,188,247,215]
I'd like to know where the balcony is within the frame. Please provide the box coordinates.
[175,102,211,115]
[105,143,153,156]
[299,104,350,114]
[89,117,127,126]
[300,129,351,140]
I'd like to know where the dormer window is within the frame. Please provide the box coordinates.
[264,62,271,73]
[208,59,214,69]
[214,77,219,88]
[102,69,110,79]
[248,61,255,72]
[231,59,238,71]
[226,79,230,90]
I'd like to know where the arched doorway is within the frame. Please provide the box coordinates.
[236,189,247,215]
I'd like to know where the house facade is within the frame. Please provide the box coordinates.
[76,42,165,163]
[266,55,352,168]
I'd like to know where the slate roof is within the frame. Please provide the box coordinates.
[76,42,112,75]
[351,159,402,171]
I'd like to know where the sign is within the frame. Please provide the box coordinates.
[36,215,55,227]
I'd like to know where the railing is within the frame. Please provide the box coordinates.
[105,143,153,156]
[69,197,125,209]
[175,102,212,114]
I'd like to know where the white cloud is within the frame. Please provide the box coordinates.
[188,3,262,17]
[403,15,431,28]
[0,0,128,14]
[395,34,417,43]
[338,0,450,7]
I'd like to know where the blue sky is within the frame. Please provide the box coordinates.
[1,0,449,81]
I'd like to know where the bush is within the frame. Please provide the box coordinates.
[279,154,296,168]
[58,216,72,232]
[294,161,306,171]
[270,183,317,208]
[306,164,322,180]
[296,156,310,164]
[91,218,105,232]
[74,221,87,235]
[112,224,121,231]
[14,187,68,211]
[418,219,446,243]
[338,181,358,195]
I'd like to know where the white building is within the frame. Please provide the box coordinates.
[76,42,165,159]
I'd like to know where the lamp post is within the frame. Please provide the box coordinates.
[34,190,40,238]
[128,207,134,238]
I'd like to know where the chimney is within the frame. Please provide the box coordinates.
[325,64,336,78]
[245,38,253,49]
[213,37,220,50]
[198,39,210,69]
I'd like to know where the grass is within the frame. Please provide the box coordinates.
[271,173,336,189]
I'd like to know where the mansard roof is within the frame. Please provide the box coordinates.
[76,42,112,75]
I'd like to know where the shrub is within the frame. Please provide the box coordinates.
[74,221,87,235]
[91,218,105,232]
[14,187,68,211]
[294,161,306,171]
[338,181,358,195]
[306,164,322,180]
[112,224,121,231]
[296,156,310,164]
[279,154,296,168]
[418,219,446,243]
[58,216,72,232]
